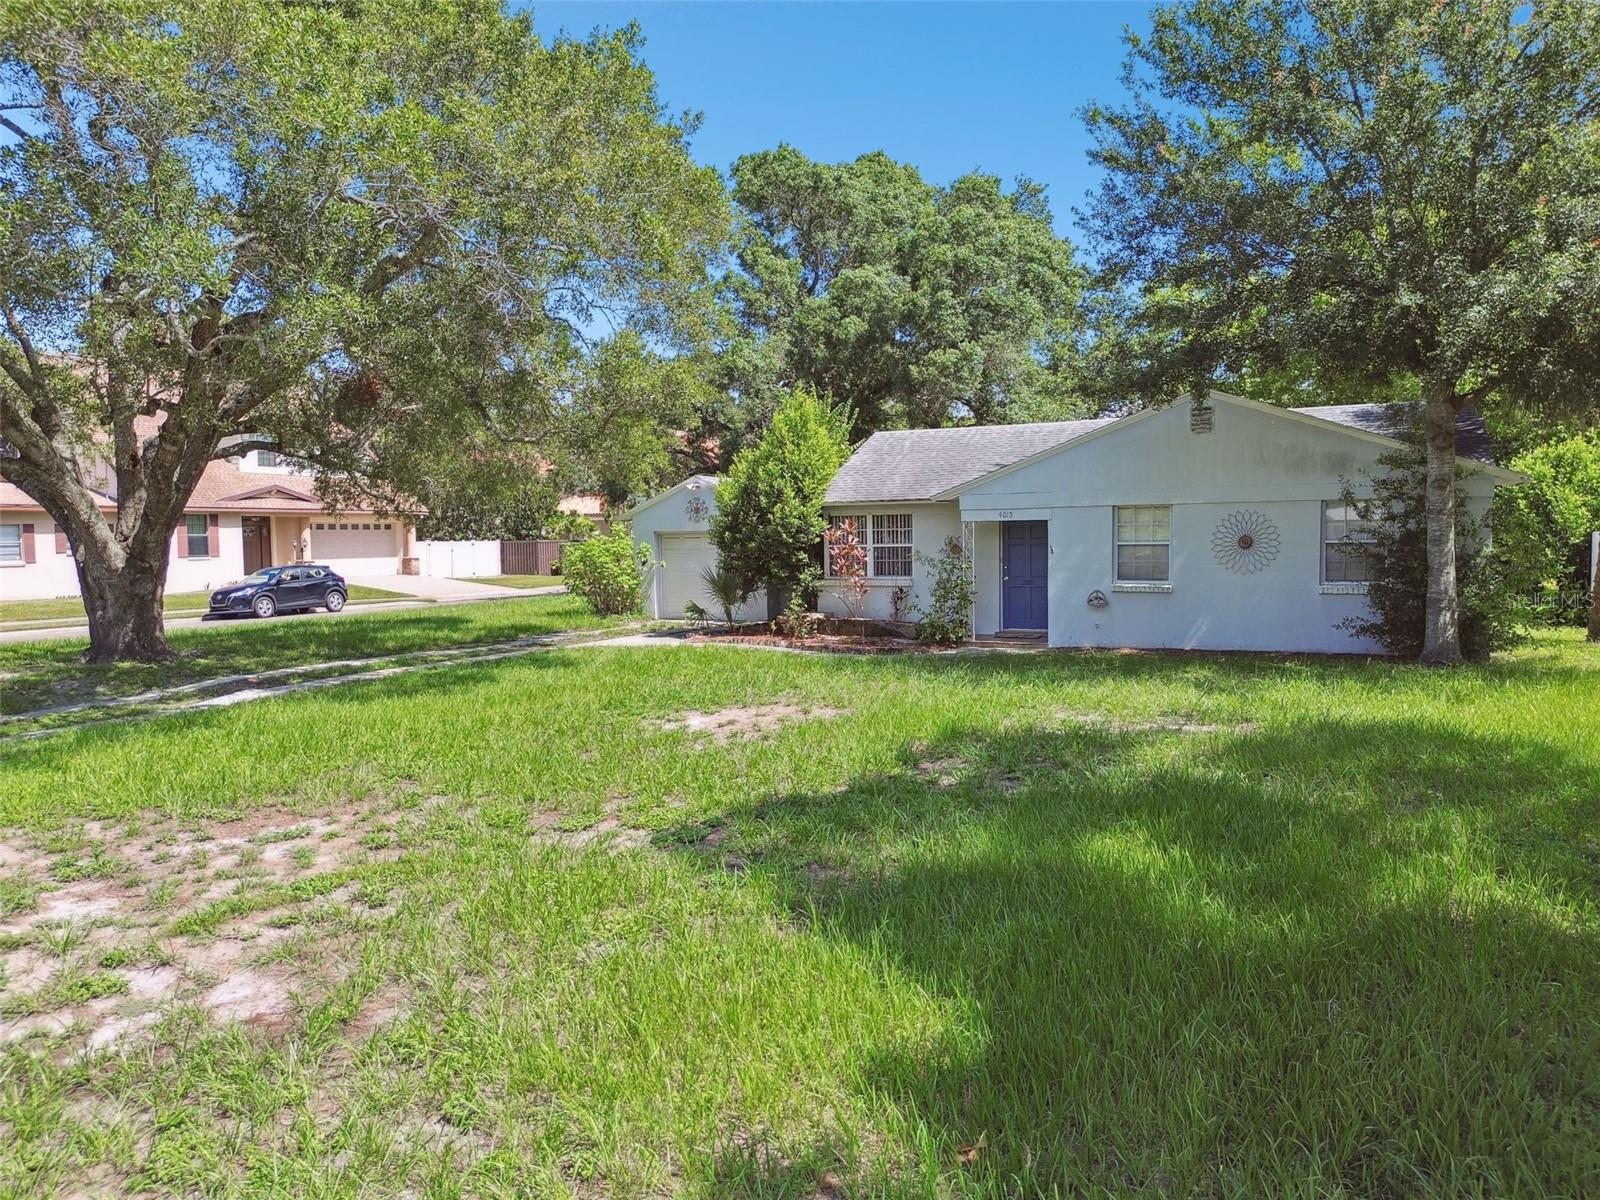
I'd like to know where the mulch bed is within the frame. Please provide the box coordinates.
[686,630,934,655]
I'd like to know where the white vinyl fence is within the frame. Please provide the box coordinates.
[416,539,501,579]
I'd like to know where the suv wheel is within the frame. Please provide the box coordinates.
[324,589,347,612]
[252,594,277,618]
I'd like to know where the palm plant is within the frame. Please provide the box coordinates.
[699,565,749,626]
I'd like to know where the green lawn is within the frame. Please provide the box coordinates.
[0,583,411,630]
[0,593,627,716]
[0,631,1595,1197]
[462,573,564,589]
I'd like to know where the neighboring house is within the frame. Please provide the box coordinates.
[0,446,419,602]
[633,393,1520,654]
[556,491,612,533]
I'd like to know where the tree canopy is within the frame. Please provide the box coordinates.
[0,0,728,660]
[716,145,1088,443]
[1082,0,1600,662]
[1491,430,1600,627]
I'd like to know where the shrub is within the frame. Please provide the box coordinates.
[822,517,869,618]
[1490,431,1600,625]
[562,525,650,615]
[773,592,818,640]
[915,535,976,645]
[1336,446,1525,660]
[710,387,852,608]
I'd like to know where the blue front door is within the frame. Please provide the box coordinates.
[1002,521,1048,630]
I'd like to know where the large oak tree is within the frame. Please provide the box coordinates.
[718,146,1088,443]
[0,0,726,661]
[1083,0,1600,663]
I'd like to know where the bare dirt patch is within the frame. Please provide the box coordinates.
[647,703,846,745]
[199,968,297,1029]
[913,755,968,788]
[347,982,409,1040]
[0,802,413,1057]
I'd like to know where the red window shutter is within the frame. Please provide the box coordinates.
[55,527,68,554]
[207,513,220,558]
[21,523,35,563]
[175,523,188,557]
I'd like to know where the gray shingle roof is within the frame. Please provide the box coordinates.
[1289,403,1496,464]
[823,402,1498,504]
[825,418,1115,503]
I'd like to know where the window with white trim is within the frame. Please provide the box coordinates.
[0,523,20,563]
[255,450,282,468]
[1114,505,1171,582]
[870,513,913,577]
[1322,502,1375,583]
[184,513,210,558]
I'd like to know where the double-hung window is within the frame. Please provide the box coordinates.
[185,514,211,558]
[1322,502,1375,584]
[0,523,21,563]
[1115,505,1171,582]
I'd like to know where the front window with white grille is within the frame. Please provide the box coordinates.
[821,512,913,578]
[871,513,913,577]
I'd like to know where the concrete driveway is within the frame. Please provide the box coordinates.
[347,574,539,601]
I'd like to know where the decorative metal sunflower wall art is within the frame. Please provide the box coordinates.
[1211,509,1281,574]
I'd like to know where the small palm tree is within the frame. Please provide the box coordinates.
[699,565,748,626]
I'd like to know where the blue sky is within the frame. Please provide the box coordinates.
[525,2,1158,240]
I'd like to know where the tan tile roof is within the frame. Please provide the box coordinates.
[185,456,375,513]
[557,493,607,518]
[1,458,377,514]
[0,480,117,512]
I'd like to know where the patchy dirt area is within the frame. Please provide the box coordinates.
[0,807,388,1055]
[646,703,847,745]
[0,794,669,1064]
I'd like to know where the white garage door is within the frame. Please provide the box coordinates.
[656,533,718,619]
[654,533,766,621]
[311,519,398,575]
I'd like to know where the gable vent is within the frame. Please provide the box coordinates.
[1189,400,1215,434]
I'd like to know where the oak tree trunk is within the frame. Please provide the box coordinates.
[1419,383,1462,665]
[75,526,175,664]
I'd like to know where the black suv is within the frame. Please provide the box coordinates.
[206,564,349,619]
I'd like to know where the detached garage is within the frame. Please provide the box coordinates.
[626,476,767,621]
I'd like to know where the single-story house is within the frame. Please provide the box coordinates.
[0,446,419,602]
[632,392,1520,654]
